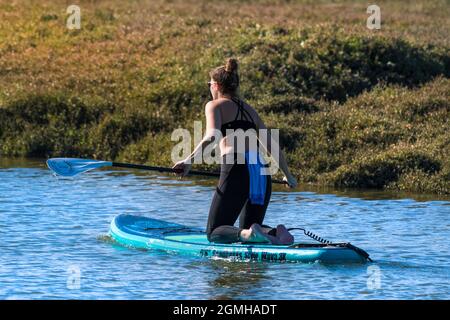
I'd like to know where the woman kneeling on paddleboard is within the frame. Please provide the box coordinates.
[173,58,298,245]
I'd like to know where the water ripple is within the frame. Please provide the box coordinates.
[0,160,449,299]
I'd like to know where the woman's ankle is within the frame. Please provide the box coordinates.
[239,229,251,241]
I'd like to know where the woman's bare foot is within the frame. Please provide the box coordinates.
[240,224,281,244]
[276,224,294,245]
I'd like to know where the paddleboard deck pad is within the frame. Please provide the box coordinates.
[109,214,370,263]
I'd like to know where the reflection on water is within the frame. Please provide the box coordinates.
[0,158,449,299]
[203,260,270,300]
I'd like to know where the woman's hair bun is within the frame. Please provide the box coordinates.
[224,58,238,73]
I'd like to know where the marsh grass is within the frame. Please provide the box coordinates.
[0,0,449,193]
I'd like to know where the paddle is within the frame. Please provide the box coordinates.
[46,158,287,184]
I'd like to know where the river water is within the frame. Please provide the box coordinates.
[0,158,449,299]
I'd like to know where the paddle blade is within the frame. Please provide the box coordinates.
[47,158,113,176]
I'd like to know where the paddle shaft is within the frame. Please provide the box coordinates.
[112,162,286,184]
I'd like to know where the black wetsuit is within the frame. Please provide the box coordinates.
[206,98,273,243]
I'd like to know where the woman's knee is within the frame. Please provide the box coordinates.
[207,225,239,244]
[206,229,214,242]
[207,228,223,243]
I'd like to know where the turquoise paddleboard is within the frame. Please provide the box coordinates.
[109,214,370,263]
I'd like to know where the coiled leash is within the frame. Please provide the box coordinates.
[287,228,332,244]
[287,227,373,262]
